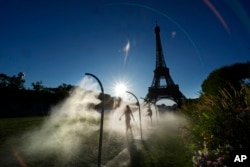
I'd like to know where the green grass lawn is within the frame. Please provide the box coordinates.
[0,117,46,144]
[0,114,193,167]
[0,117,46,166]
[0,116,126,167]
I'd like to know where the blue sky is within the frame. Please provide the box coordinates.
[0,0,249,99]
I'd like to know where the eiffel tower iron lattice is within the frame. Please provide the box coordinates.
[145,25,186,106]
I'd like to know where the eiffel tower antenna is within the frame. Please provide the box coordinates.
[145,24,185,107]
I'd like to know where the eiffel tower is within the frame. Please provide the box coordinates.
[145,25,185,107]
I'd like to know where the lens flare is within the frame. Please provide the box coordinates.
[225,0,250,34]
[204,0,230,33]
[123,40,130,64]
[13,148,27,167]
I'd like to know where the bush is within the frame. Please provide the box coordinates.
[182,85,250,166]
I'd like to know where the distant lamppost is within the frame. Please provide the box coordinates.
[85,73,104,167]
[126,91,142,140]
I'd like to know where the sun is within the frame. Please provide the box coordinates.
[114,82,128,97]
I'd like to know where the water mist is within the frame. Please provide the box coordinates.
[16,76,103,165]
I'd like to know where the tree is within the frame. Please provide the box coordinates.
[0,72,25,89]
[52,83,74,99]
[0,73,9,88]
[201,62,250,96]
[9,72,25,89]
[57,83,73,92]
[31,81,44,91]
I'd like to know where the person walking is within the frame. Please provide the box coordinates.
[147,107,153,125]
[119,105,134,132]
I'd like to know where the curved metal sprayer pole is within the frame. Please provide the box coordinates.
[85,73,104,167]
[126,91,142,140]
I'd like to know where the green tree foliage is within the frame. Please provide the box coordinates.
[58,83,73,92]
[0,72,117,116]
[55,83,74,99]
[31,81,44,91]
[201,62,250,96]
[182,85,250,166]
[0,73,9,88]
[0,72,25,89]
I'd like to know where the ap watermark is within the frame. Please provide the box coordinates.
[234,155,247,162]
[230,153,249,167]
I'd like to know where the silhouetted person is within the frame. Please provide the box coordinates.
[119,105,134,132]
[147,107,153,125]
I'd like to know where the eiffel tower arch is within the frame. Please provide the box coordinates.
[145,25,186,107]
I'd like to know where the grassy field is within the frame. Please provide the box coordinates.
[0,116,127,167]
[0,117,46,142]
[0,117,47,166]
[0,113,193,167]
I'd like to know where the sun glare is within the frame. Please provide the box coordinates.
[114,82,127,96]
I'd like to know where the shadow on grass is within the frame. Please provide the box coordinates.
[126,128,165,167]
